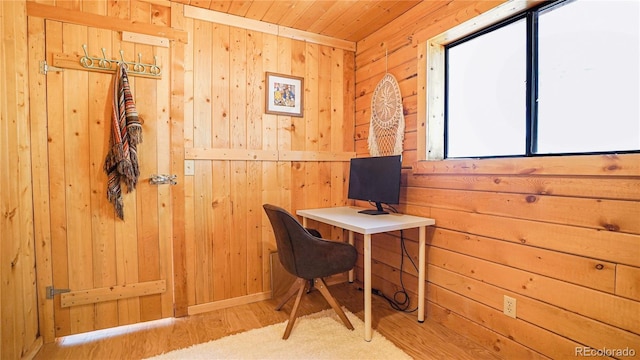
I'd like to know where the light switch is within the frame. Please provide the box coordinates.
[184,160,195,176]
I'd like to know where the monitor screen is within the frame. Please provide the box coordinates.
[347,155,402,215]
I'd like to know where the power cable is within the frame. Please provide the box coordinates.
[368,204,419,313]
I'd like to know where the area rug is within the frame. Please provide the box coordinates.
[146,309,412,359]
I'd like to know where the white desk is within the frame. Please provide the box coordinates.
[296,206,435,341]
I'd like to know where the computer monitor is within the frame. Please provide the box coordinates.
[347,155,402,215]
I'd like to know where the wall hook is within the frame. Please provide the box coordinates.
[78,44,162,78]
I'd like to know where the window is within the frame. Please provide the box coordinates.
[443,0,639,159]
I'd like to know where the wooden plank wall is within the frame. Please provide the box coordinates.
[7,0,637,358]
[354,1,640,359]
[6,0,355,351]
[179,8,355,311]
[0,1,41,359]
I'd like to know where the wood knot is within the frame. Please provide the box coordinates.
[595,264,604,270]
[4,208,16,220]
[493,178,501,184]
[11,251,19,268]
[525,195,537,203]
[602,223,620,232]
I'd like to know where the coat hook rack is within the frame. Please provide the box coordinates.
[79,44,162,78]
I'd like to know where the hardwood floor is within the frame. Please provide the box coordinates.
[35,283,502,360]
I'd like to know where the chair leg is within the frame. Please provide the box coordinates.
[275,278,306,311]
[282,279,307,340]
[314,278,354,331]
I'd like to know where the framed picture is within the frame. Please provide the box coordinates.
[265,72,304,117]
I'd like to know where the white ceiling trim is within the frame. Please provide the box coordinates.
[183,5,356,52]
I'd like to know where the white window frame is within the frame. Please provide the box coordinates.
[417,1,540,161]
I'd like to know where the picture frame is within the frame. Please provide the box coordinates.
[265,72,304,117]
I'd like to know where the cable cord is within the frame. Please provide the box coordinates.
[370,207,420,313]
[383,203,398,214]
[366,201,398,214]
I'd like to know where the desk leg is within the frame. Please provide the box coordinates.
[418,226,426,322]
[348,230,354,283]
[364,233,372,341]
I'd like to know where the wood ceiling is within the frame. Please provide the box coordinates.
[174,1,423,42]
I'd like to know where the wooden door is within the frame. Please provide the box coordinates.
[38,20,174,337]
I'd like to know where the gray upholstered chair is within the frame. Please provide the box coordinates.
[263,204,357,339]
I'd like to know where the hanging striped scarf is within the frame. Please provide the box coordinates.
[104,63,142,220]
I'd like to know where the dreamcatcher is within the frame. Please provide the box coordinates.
[368,72,405,156]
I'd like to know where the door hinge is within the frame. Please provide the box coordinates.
[39,60,64,75]
[46,286,71,299]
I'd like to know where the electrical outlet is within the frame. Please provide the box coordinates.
[504,295,517,318]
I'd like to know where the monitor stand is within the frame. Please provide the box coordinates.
[358,202,388,215]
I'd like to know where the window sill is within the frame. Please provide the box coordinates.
[412,153,640,177]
